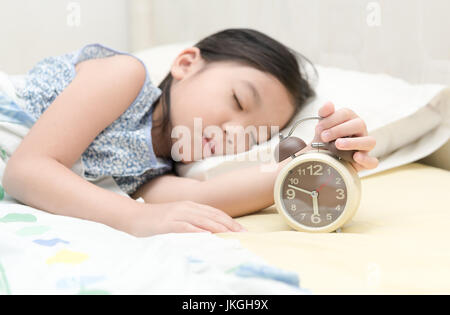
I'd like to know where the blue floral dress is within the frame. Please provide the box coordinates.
[0,43,174,196]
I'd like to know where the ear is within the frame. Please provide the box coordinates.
[170,47,204,80]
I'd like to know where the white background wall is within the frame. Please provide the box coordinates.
[1,0,449,86]
[131,0,450,86]
[0,0,129,74]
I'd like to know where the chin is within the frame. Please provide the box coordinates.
[179,158,191,164]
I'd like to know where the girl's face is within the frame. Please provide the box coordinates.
[168,47,296,164]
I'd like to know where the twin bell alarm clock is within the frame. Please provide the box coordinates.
[273,116,362,233]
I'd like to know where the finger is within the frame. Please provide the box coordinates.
[186,216,233,233]
[173,221,212,234]
[335,136,376,151]
[353,151,379,170]
[318,101,335,118]
[318,108,359,132]
[320,117,368,142]
[195,203,246,232]
[350,162,364,173]
[182,204,240,232]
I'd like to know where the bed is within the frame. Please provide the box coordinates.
[219,162,450,294]
[1,162,448,294]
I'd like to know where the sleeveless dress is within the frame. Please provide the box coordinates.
[0,43,174,201]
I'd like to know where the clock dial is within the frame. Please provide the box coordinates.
[280,161,347,228]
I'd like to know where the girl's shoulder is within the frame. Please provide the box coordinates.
[18,43,159,118]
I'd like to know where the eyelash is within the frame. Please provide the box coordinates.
[233,93,243,111]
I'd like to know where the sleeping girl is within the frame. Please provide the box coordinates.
[0,28,378,237]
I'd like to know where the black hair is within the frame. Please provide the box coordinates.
[153,28,317,136]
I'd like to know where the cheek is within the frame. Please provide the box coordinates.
[172,96,229,132]
[171,86,207,125]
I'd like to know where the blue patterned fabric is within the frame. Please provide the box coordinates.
[0,92,35,128]
[233,263,301,288]
[13,43,174,195]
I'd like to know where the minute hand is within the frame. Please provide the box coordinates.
[287,185,312,196]
[312,194,319,216]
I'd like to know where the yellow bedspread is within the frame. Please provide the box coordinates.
[218,163,450,294]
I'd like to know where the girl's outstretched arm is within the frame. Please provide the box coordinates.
[132,152,299,218]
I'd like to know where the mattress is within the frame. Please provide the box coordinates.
[218,162,450,294]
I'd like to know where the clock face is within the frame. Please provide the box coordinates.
[280,161,348,228]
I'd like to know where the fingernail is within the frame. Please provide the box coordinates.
[357,152,364,161]
[322,130,331,141]
[337,138,347,148]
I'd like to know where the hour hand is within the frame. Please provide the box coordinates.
[287,184,312,196]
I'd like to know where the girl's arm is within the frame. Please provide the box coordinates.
[132,148,307,218]
[2,54,149,234]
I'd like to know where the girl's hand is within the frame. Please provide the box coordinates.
[313,102,379,172]
[130,200,247,237]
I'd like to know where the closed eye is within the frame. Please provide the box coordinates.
[233,92,243,111]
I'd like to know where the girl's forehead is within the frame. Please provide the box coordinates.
[203,62,283,93]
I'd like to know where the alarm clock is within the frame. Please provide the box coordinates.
[273,116,362,233]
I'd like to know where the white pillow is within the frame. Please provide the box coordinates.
[134,42,449,179]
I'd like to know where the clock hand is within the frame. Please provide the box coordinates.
[312,192,319,216]
[288,184,319,215]
[287,184,312,196]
